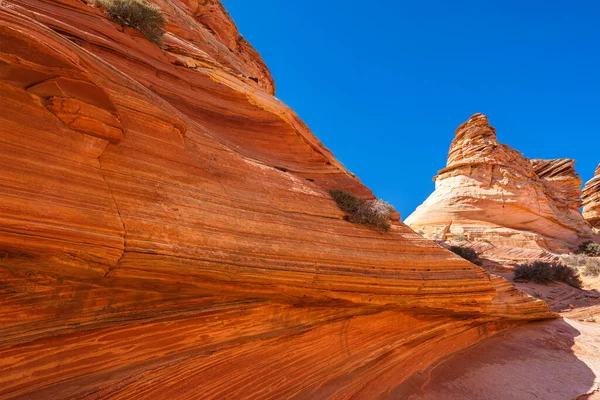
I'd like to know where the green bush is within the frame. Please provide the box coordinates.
[514,261,582,289]
[577,241,600,257]
[329,190,394,231]
[449,245,480,265]
[97,0,166,44]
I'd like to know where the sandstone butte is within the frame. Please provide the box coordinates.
[406,113,600,264]
[0,1,557,398]
[583,164,600,230]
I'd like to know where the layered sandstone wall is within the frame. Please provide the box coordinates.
[583,164,600,229]
[0,2,552,398]
[406,114,597,261]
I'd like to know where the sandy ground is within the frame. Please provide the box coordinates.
[397,273,600,400]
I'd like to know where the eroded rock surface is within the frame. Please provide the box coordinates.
[0,2,553,399]
[406,113,598,262]
[584,164,600,230]
[400,318,600,400]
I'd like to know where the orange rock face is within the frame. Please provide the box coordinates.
[583,164,600,229]
[406,113,598,262]
[0,2,552,398]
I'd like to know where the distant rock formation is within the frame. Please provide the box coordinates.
[0,3,552,399]
[531,158,592,236]
[583,164,600,229]
[406,113,597,261]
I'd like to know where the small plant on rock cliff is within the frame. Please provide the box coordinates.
[449,245,480,265]
[329,190,362,214]
[97,0,166,44]
[329,190,394,231]
[349,199,395,231]
[514,261,582,289]
[577,241,600,257]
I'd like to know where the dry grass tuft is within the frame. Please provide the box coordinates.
[97,0,166,44]
[329,190,394,231]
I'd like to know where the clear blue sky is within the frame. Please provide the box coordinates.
[225,1,599,219]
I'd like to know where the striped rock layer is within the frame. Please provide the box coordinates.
[406,114,598,263]
[583,164,600,229]
[0,2,552,399]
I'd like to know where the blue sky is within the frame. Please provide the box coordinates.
[225,1,599,219]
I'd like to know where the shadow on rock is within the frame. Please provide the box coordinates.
[395,319,599,400]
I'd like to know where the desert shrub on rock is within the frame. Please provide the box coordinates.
[561,253,600,277]
[514,261,582,289]
[571,255,600,277]
[349,199,394,231]
[577,241,600,257]
[561,254,589,267]
[329,190,394,231]
[449,245,480,265]
[329,190,362,214]
[584,262,600,277]
[97,0,166,44]
[552,264,584,288]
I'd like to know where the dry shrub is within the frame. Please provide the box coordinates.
[577,241,600,257]
[349,199,394,231]
[329,190,394,231]
[449,245,480,265]
[560,254,600,277]
[329,190,362,214]
[561,254,589,267]
[514,261,582,289]
[584,263,600,277]
[97,0,166,44]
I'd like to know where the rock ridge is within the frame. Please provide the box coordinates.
[0,3,553,399]
[583,164,600,229]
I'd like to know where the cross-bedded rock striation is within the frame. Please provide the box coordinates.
[583,164,600,230]
[406,113,598,263]
[0,3,552,399]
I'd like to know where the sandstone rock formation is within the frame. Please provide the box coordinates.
[0,2,553,398]
[583,164,600,229]
[405,113,597,262]
[399,318,600,400]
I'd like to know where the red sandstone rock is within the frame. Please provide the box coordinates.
[400,318,600,400]
[406,113,598,262]
[0,2,553,399]
[583,164,600,230]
